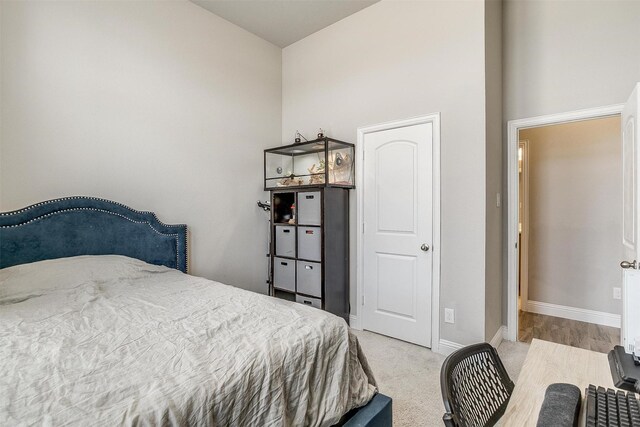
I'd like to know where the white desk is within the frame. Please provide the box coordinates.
[502,339,617,426]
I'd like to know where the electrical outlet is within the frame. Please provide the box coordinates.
[613,287,622,300]
[444,308,455,324]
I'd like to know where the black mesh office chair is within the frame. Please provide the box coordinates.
[440,343,514,427]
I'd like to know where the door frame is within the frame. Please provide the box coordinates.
[355,113,441,352]
[506,104,624,341]
[519,140,530,312]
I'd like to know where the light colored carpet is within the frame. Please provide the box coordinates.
[352,330,530,426]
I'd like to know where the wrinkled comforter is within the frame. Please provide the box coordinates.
[0,255,376,426]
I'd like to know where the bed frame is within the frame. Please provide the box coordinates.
[0,196,391,427]
[0,196,187,272]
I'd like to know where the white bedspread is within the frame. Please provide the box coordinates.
[0,256,376,426]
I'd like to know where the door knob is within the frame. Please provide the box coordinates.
[620,260,637,269]
[421,244,430,252]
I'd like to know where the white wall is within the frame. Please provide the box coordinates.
[0,0,282,292]
[521,117,622,315]
[282,0,488,345]
[503,0,640,324]
[504,0,640,122]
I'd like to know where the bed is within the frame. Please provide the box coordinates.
[0,196,391,426]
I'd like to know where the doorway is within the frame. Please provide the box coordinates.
[517,117,622,352]
[356,114,441,349]
[507,104,627,349]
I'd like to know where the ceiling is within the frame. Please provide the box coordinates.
[190,0,380,48]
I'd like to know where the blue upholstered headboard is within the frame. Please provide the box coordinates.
[0,196,187,272]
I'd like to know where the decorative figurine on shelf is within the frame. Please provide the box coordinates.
[329,151,353,185]
[289,203,296,224]
[307,161,326,185]
[317,128,325,139]
[294,131,308,144]
[277,171,304,187]
[278,176,303,187]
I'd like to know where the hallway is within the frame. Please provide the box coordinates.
[518,310,619,354]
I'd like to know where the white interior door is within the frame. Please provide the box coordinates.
[362,122,433,347]
[621,83,640,354]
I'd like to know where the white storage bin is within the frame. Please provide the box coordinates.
[275,226,296,257]
[297,192,321,225]
[273,257,295,292]
[296,261,322,298]
[298,226,322,261]
[296,294,322,309]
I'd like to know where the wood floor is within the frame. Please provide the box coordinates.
[518,310,620,354]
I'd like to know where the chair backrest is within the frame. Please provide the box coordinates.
[440,343,514,427]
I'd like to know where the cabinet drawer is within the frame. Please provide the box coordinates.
[275,226,296,257]
[296,294,322,309]
[298,191,321,225]
[298,226,322,261]
[273,257,295,292]
[296,261,322,298]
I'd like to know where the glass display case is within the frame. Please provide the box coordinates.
[264,138,355,190]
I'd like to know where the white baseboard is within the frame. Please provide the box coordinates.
[526,300,620,328]
[349,315,447,356]
[439,329,507,356]
[489,325,506,348]
[349,314,362,330]
[438,339,464,356]
[502,325,510,341]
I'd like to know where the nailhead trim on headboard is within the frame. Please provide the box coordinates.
[0,196,188,273]
[0,208,182,268]
[0,196,186,228]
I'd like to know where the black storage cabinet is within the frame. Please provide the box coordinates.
[270,188,350,324]
[265,138,354,323]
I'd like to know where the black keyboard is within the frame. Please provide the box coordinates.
[586,384,640,426]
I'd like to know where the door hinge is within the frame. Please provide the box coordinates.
[362,222,365,233]
[515,242,518,249]
[362,294,365,306]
